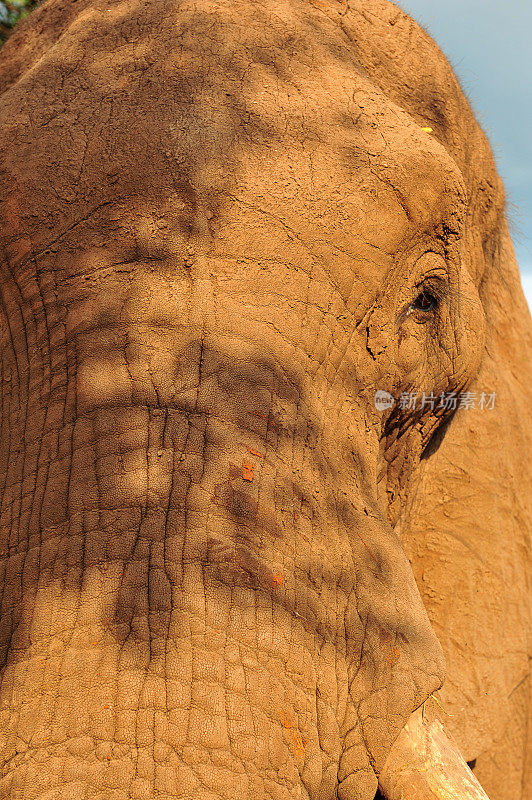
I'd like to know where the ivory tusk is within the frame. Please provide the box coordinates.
[378,708,491,799]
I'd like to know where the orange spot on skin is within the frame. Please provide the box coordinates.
[279,711,305,758]
[272,572,284,587]
[247,447,263,458]
[291,730,305,759]
[387,646,400,666]
[242,462,254,481]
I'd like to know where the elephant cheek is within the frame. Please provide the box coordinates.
[456,268,485,379]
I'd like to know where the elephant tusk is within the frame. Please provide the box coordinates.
[378,708,491,799]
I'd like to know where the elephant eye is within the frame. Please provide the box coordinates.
[412,289,438,312]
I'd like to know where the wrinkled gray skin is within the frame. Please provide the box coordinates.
[0,0,530,799]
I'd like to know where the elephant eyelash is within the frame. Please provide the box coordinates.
[405,277,448,319]
[411,289,439,312]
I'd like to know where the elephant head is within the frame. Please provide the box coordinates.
[0,0,530,798]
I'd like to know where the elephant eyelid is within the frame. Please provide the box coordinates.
[399,275,448,322]
[398,272,449,326]
[415,274,449,300]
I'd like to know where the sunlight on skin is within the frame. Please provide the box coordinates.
[0,1,530,797]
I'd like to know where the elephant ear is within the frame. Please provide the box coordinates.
[341,2,532,796]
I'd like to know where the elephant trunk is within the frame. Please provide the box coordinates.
[378,708,490,799]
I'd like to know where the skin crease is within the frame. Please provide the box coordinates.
[0,1,530,799]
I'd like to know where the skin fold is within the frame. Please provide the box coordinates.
[0,0,530,798]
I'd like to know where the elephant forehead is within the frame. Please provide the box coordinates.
[0,0,465,292]
[208,118,465,300]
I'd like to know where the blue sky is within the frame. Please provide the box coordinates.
[397,0,532,311]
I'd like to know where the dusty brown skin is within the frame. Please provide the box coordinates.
[0,0,531,798]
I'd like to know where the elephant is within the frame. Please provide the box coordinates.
[0,0,530,798]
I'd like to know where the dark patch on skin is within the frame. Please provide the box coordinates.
[213,479,259,521]
[420,408,456,460]
[204,537,275,590]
